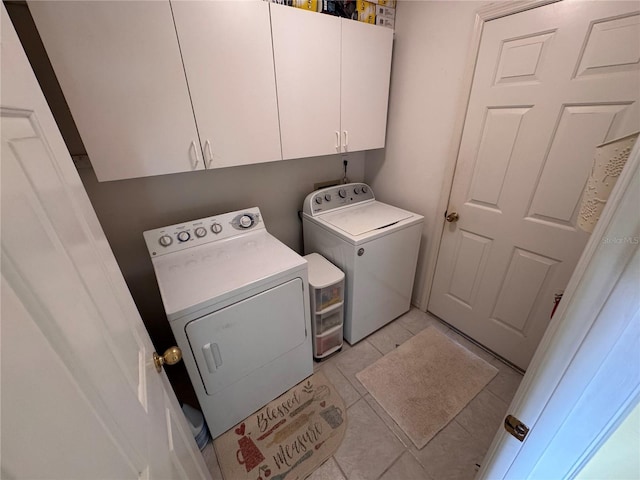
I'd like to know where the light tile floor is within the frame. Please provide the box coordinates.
[202,308,524,480]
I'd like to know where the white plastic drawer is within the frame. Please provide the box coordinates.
[315,328,343,356]
[315,282,343,312]
[314,308,343,335]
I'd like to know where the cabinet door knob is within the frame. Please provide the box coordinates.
[343,130,349,150]
[335,131,340,152]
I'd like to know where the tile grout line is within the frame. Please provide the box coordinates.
[372,448,410,480]
[363,394,410,447]
[331,455,350,480]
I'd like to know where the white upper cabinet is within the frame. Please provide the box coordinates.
[271,3,394,160]
[270,4,342,160]
[29,1,204,182]
[30,1,393,180]
[171,1,282,168]
[341,19,394,153]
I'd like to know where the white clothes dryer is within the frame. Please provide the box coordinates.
[144,207,312,438]
[302,183,423,344]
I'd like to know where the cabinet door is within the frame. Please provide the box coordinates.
[28,1,203,182]
[341,19,393,152]
[270,3,341,160]
[171,1,282,168]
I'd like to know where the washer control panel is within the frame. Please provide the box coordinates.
[303,183,375,215]
[144,207,263,257]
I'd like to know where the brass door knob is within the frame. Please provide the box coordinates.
[153,346,182,372]
[446,211,460,223]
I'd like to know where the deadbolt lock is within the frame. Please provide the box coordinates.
[504,414,529,442]
[153,346,182,372]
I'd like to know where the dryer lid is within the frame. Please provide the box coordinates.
[322,202,414,236]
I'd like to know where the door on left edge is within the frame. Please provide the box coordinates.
[1,7,210,479]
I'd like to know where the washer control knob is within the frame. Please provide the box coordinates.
[362,185,368,193]
[158,235,173,247]
[194,227,207,238]
[325,194,332,202]
[177,231,190,242]
[211,222,222,234]
[338,188,347,198]
[315,196,323,205]
[239,215,253,228]
[354,186,362,194]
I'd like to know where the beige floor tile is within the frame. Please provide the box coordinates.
[379,451,432,480]
[313,341,351,371]
[318,361,361,408]
[455,389,508,453]
[334,398,405,480]
[201,441,224,480]
[308,457,347,480]
[398,308,449,335]
[334,340,382,395]
[411,420,484,480]
[486,361,523,404]
[367,320,414,355]
[363,394,413,448]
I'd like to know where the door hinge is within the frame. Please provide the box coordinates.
[504,414,529,442]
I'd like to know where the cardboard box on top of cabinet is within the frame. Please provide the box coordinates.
[293,0,320,11]
[375,16,394,28]
[356,0,376,24]
[375,5,395,19]
[367,0,396,7]
[290,0,359,18]
[320,0,358,19]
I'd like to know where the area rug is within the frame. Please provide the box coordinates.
[356,326,498,449]
[214,371,346,480]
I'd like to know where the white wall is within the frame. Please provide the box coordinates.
[365,0,491,308]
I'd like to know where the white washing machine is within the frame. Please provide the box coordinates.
[144,207,313,438]
[302,183,424,344]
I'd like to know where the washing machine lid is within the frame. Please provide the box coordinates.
[321,201,414,236]
[151,230,306,319]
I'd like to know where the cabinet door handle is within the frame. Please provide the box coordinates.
[189,140,200,169]
[343,130,349,149]
[204,140,213,168]
[335,131,340,152]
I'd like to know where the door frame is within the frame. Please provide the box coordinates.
[419,0,559,311]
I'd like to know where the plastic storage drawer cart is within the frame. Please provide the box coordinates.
[304,253,345,360]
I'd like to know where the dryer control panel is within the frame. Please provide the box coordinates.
[303,183,375,216]
[143,207,263,257]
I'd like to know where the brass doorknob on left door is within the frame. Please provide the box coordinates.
[153,346,182,372]
[446,211,460,223]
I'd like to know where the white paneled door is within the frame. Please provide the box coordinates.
[429,1,640,369]
[1,7,210,479]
